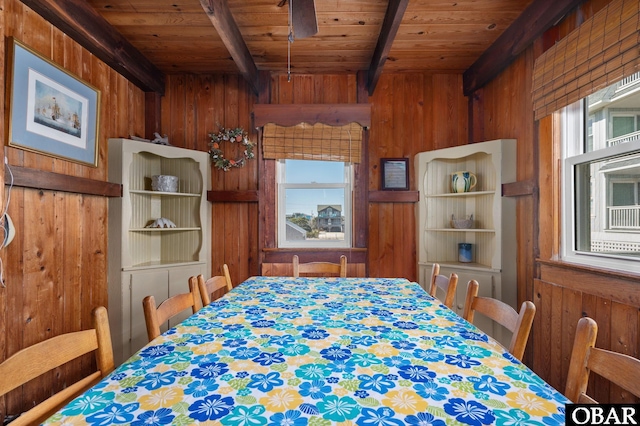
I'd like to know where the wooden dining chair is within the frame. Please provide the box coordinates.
[0,306,114,426]
[565,316,640,403]
[143,291,198,341]
[462,279,536,361]
[292,254,347,277]
[189,264,233,309]
[429,263,458,309]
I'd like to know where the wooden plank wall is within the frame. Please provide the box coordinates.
[0,0,145,420]
[472,0,640,401]
[534,264,640,403]
[160,74,260,286]
[469,49,538,330]
[162,72,468,284]
[367,74,467,279]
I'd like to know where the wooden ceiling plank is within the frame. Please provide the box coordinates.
[89,0,206,13]
[367,0,410,96]
[21,0,165,94]
[98,12,214,26]
[198,0,260,95]
[463,0,588,95]
[409,0,532,10]
[81,0,543,82]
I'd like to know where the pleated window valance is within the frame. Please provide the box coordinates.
[262,122,363,163]
[532,0,640,120]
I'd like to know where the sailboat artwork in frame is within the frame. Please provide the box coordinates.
[5,37,100,167]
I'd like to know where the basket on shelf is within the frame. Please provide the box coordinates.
[451,214,474,229]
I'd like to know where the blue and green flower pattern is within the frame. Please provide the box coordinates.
[44,277,568,425]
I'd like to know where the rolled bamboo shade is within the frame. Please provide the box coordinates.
[532,0,640,120]
[262,122,363,163]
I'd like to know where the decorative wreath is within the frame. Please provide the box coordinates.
[208,126,255,171]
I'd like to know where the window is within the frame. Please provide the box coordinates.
[277,159,352,248]
[611,114,637,138]
[562,75,640,270]
[610,181,637,207]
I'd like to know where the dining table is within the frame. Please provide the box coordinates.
[44,276,569,425]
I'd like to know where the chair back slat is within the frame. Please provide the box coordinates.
[292,255,347,277]
[566,317,640,403]
[0,306,114,425]
[143,292,197,341]
[189,264,234,309]
[588,347,640,397]
[0,331,99,395]
[471,297,520,332]
[463,280,536,361]
[429,263,458,309]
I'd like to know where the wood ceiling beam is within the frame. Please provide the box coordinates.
[20,0,165,95]
[199,0,260,96]
[463,0,588,96]
[367,0,409,96]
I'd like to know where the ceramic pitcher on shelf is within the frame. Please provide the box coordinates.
[451,171,477,193]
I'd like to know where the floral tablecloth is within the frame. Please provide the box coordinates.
[45,277,568,425]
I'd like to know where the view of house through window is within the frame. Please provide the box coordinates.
[277,160,352,248]
[562,72,640,269]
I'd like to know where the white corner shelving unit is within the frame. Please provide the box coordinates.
[108,138,211,364]
[416,139,517,345]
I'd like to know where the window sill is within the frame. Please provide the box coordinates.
[263,248,367,263]
[536,258,640,281]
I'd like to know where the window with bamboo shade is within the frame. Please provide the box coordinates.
[260,122,363,248]
[550,0,640,272]
[532,0,640,120]
[252,103,371,251]
[262,122,363,163]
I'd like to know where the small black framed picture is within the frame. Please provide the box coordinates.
[380,158,409,190]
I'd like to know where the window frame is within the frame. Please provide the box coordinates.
[561,100,640,270]
[276,159,353,249]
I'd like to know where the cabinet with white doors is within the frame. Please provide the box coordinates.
[416,139,517,346]
[108,138,210,364]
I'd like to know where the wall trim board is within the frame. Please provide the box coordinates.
[502,179,536,197]
[207,190,259,203]
[538,260,640,307]
[4,165,122,197]
[369,190,419,203]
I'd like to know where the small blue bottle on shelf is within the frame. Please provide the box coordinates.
[458,243,472,263]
